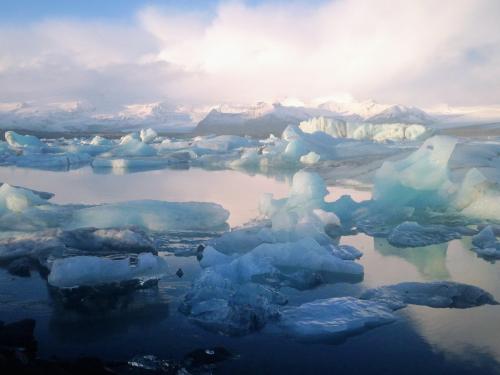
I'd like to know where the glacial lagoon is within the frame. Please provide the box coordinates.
[0,135,499,374]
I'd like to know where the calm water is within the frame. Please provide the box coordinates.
[0,166,499,374]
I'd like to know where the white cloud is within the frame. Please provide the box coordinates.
[0,0,499,109]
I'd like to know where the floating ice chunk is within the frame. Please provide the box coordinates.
[279,297,395,341]
[199,246,234,268]
[387,221,466,247]
[300,151,320,165]
[472,247,500,259]
[180,269,285,335]
[471,226,500,259]
[207,225,275,255]
[69,200,230,232]
[360,281,498,310]
[104,138,157,157]
[194,135,256,153]
[92,157,172,170]
[0,184,46,215]
[48,253,168,289]
[4,131,45,149]
[119,132,140,144]
[140,128,158,143]
[90,135,113,146]
[0,227,155,264]
[59,227,155,254]
[330,244,363,260]
[287,171,329,210]
[213,237,363,289]
[456,168,500,221]
[284,139,309,161]
[472,226,497,249]
[373,135,457,208]
[0,230,63,261]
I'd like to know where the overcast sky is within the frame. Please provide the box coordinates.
[1,0,499,110]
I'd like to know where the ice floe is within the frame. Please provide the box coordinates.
[360,281,498,310]
[279,297,396,341]
[69,201,230,232]
[48,253,168,289]
[471,226,500,259]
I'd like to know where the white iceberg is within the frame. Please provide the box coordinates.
[299,117,432,142]
[139,128,158,143]
[69,200,230,232]
[4,131,46,149]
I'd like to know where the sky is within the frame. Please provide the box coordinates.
[0,0,499,110]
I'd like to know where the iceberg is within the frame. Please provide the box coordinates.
[471,226,500,259]
[180,269,286,335]
[373,135,457,208]
[360,281,498,310]
[299,117,432,142]
[0,183,47,216]
[300,151,321,165]
[386,221,469,247]
[4,131,45,149]
[90,135,114,146]
[279,297,396,341]
[102,138,157,158]
[0,227,155,263]
[202,237,363,289]
[0,184,230,233]
[139,128,158,143]
[48,253,168,289]
[69,200,230,232]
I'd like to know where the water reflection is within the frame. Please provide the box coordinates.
[0,166,292,227]
[373,238,450,280]
[1,164,500,372]
[405,240,500,364]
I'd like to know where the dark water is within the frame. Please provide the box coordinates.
[0,166,499,374]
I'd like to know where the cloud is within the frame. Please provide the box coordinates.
[0,0,499,109]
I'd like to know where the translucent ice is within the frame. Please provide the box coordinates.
[69,200,230,232]
[279,297,396,341]
[201,237,363,289]
[4,131,45,149]
[180,269,285,335]
[48,253,168,289]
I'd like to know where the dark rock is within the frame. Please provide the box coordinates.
[183,347,232,368]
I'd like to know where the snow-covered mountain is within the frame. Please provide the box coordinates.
[316,99,390,120]
[194,100,439,137]
[2,97,497,137]
[0,101,199,133]
[367,105,435,125]
[195,102,337,137]
[428,104,500,128]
